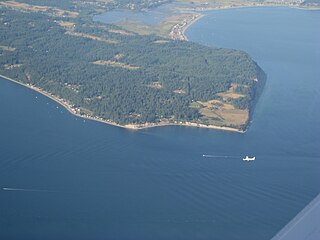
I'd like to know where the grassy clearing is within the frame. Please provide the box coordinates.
[198,99,248,126]
[93,60,141,70]
[153,40,171,44]
[194,83,250,127]
[115,12,195,38]
[57,21,75,29]
[56,21,118,44]
[0,1,78,18]
[4,64,23,69]
[0,45,16,51]
[217,83,245,100]
[148,82,163,89]
[65,31,118,44]
[108,29,134,36]
[173,89,186,94]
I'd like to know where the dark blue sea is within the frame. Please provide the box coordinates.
[1,7,320,240]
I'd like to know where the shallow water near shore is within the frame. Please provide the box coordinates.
[1,7,320,240]
[93,3,178,26]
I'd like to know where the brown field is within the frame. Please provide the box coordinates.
[57,21,118,44]
[217,83,245,100]
[108,29,134,36]
[93,60,141,70]
[153,40,171,44]
[4,64,23,70]
[114,54,125,59]
[0,1,50,12]
[173,89,186,94]
[195,83,249,127]
[218,92,244,100]
[0,45,16,52]
[96,0,114,3]
[57,21,75,29]
[198,99,248,126]
[0,1,78,18]
[65,31,118,44]
[148,82,163,89]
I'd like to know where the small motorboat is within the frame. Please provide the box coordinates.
[243,156,256,161]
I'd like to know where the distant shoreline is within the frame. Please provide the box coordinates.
[0,74,244,133]
[178,3,318,41]
[169,13,204,41]
[181,14,204,41]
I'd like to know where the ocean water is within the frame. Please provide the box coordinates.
[1,7,320,240]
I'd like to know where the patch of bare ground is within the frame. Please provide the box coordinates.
[195,83,250,127]
[93,60,141,70]
[153,40,170,44]
[97,0,114,2]
[56,21,118,44]
[0,1,78,18]
[0,45,16,51]
[4,64,23,69]
[217,83,245,100]
[114,54,125,60]
[65,31,118,44]
[173,89,186,94]
[148,82,163,89]
[197,99,248,126]
[57,21,75,30]
[108,29,134,36]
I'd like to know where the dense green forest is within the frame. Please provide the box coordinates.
[0,1,265,129]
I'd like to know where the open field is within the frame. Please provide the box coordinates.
[0,45,16,52]
[56,21,119,44]
[93,60,141,70]
[65,31,118,44]
[0,1,79,18]
[191,83,250,127]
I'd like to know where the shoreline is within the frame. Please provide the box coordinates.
[177,3,317,41]
[0,74,244,133]
[181,14,204,41]
[169,13,205,41]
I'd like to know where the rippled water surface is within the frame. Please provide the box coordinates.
[1,7,320,240]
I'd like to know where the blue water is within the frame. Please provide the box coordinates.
[93,3,178,26]
[1,7,320,240]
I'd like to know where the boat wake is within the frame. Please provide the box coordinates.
[202,154,239,159]
[2,187,57,193]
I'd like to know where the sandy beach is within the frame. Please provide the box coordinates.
[0,74,244,133]
[181,14,205,41]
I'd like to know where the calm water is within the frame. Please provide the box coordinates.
[93,3,178,26]
[1,7,320,240]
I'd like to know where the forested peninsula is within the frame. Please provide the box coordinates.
[0,0,266,131]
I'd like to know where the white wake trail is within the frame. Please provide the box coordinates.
[2,187,56,193]
[202,154,239,158]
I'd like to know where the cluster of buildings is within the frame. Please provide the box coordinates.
[169,14,201,41]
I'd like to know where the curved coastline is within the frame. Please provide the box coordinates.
[0,74,244,133]
[179,4,316,41]
[170,13,205,41]
[181,14,205,41]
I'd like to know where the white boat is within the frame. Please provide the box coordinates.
[243,156,256,161]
